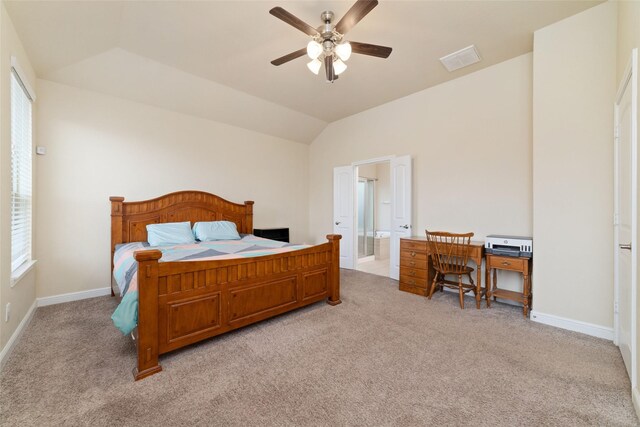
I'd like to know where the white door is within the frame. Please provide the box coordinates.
[334,166,355,269]
[390,155,412,280]
[615,48,637,386]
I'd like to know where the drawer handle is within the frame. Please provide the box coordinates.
[409,271,416,276]
[411,251,416,257]
[409,261,416,266]
[409,280,415,285]
[502,261,511,266]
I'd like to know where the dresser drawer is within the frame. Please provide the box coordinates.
[399,268,428,279]
[400,250,427,261]
[400,240,428,252]
[399,282,427,296]
[400,257,426,269]
[399,275,428,289]
[487,256,526,272]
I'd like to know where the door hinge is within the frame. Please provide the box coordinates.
[614,300,619,314]
[614,125,620,142]
[614,212,619,225]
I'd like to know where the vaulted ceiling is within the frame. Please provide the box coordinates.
[5,0,600,143]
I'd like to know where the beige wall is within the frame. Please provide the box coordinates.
[35,79,310,298]
[0,3,37,352]
[532,1,617,328]
[357,164,377,180]
[309,53,533,290]
[616,0,640,399]
[617,1,640,84]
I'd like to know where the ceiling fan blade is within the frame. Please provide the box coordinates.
[271,48,307,66]
[335,0,378,36]
[269,7,319,36]
[324,56,335,82]
[350,41,392,58]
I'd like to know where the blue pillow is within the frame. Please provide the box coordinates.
[193,221,241,241]
[146,222,195,246]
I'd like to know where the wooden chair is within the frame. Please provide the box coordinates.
[425,230,475,309]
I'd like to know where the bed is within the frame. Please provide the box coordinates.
[110,191,341,380]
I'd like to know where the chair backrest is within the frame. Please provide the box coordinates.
[425,230,474,274]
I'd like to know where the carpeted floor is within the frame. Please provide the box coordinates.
[1,270,637,426]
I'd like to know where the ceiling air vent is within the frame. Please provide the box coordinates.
[439,45,481,72]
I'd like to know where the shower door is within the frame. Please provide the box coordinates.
[357,178,375,258]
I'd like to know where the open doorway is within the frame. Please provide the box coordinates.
[333,155,412,279]
[356,161,391,277]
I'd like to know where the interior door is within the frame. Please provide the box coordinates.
[334,166,355,269]
[390,155,412,280]
[615,48,637,386]
[617,78,633,380]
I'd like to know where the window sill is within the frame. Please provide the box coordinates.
[11,259,37,288]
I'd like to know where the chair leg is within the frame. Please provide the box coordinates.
[468,273,479,309]
[428,274,438,300]
[458,274,464,309]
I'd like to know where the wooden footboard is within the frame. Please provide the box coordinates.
[110,192,341,380]
[133,235,341,380]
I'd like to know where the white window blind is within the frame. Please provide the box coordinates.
[11,69,33,273]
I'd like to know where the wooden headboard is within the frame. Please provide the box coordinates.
[110,191,254,258]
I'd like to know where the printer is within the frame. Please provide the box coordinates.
[485,235,532,258]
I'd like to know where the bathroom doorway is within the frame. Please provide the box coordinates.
[356,161,391,277]
[357,177,375,260]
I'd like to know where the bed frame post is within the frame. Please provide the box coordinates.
[244,201,254,233]
[326,234,342,306]
[110,196,125,297]
[133,249,163,381]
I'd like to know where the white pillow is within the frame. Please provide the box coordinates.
[193,221,241,241]
[146,222,195,246]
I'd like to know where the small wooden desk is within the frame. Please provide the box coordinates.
[485,254,532,316]
[399,237,486,308]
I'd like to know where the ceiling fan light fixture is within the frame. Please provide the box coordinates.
[307,40,322,59]
[270,1,392,81]
[335,42,352,61]
[333,59,347,75]
[307,58,322,75]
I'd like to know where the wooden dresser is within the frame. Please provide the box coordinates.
[399,237,433,296]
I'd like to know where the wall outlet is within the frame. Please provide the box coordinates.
[5,303,10,322]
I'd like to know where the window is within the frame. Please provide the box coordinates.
[10,67,33,274]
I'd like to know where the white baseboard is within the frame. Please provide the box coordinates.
[37,287,111,307]
[530,310,614,340]
[0,300,37,370]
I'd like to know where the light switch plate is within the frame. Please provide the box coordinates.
[35,146,46,155]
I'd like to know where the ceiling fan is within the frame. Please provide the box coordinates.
[269,0,392,83]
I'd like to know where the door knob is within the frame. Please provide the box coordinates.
[401,224,410,229]
[619,243,632,250]
[335,221,341,226]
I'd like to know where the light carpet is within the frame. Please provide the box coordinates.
[0,270,637,426]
